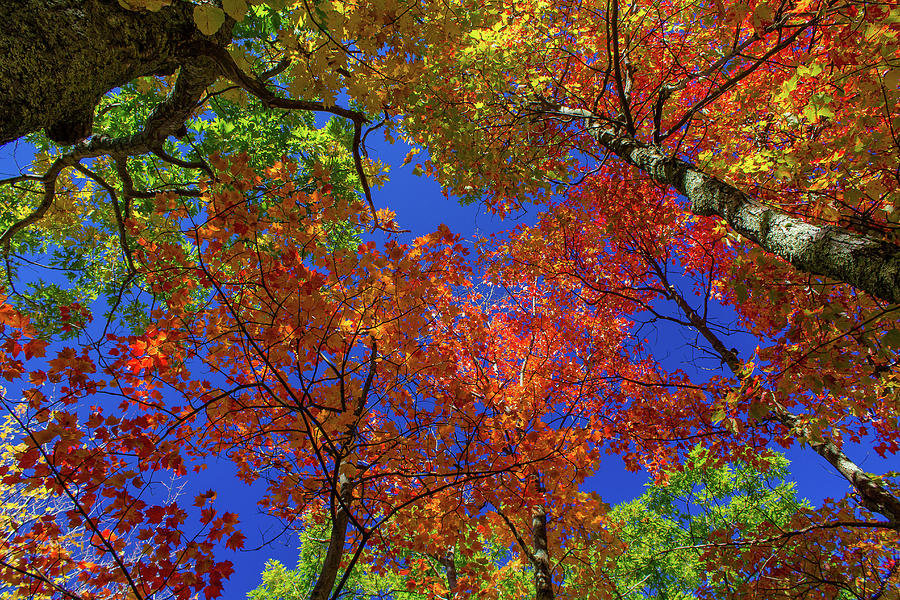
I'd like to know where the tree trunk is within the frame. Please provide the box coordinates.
[597,131,900,304]
[554,106,900,304]
[438,549,457,595]
[0,0,231,146]
[532,505,554,600]
[310,472,354,600]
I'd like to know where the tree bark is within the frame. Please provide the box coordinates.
[603,132,900,304]
[0,0,231,146]
[555,106,900,305]
[310,472,354,600]
[438,550,457,596]
[532,505,554,600]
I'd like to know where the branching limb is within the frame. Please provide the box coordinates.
[661,22,811,140]
[549,106,900,305]
[652,265,900,526]
[310,472,355,600]
[202,42,364,123]
[0,55,219,251]
[496,506,539,565]
[152,146,214,178]
[73,165,137,276]
[199,42,382,223]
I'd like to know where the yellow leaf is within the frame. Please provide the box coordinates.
[401,147,421,167]
[193,4,226,36]
[223,0,248,21]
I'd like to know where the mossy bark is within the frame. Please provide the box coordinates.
[0,0,230,146]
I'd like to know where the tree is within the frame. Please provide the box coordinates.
[1,0,899,599]
[247,446,821,600]
[0,158,613,599]
[602,446,808,600]
[482,164,900,597]
[8,0,897,301]
[247,512,409,600]
[412,0,900,301]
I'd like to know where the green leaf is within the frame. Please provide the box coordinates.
[193,4,226,35]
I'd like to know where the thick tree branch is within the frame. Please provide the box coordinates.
[497,507,538,565]
[496,505,554,600]
[608,0,635,135]
[556,110,900,304]
[767,403,900,526]
[0,0,231,146]
[201,43,364,123]
[651,262,900,526]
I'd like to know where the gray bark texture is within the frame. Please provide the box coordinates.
[598,131,900,304]
[552,106,900,304]
[532,505,554,600]
[0,0,231,146]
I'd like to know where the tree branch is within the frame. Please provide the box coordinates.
[73,165,136,276]
[0,55,219,251]
[554,110,900,304]
[651,263,900,526]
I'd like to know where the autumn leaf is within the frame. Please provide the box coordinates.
[222,0,247,21]
[193,4,225,35]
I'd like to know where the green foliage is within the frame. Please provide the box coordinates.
[6,78,364,338]
[604,446,808,600]
[248,516,410,600]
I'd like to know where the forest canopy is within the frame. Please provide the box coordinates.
[0,0,898,599]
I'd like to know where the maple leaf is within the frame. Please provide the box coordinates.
[225,531,245,551]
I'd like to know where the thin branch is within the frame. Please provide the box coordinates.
[661,22,811,140]
[5,404,148,600]
[152,146,213,177]
[73,165,136,275]
[496,506,538,564]
[651,263,900,526]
